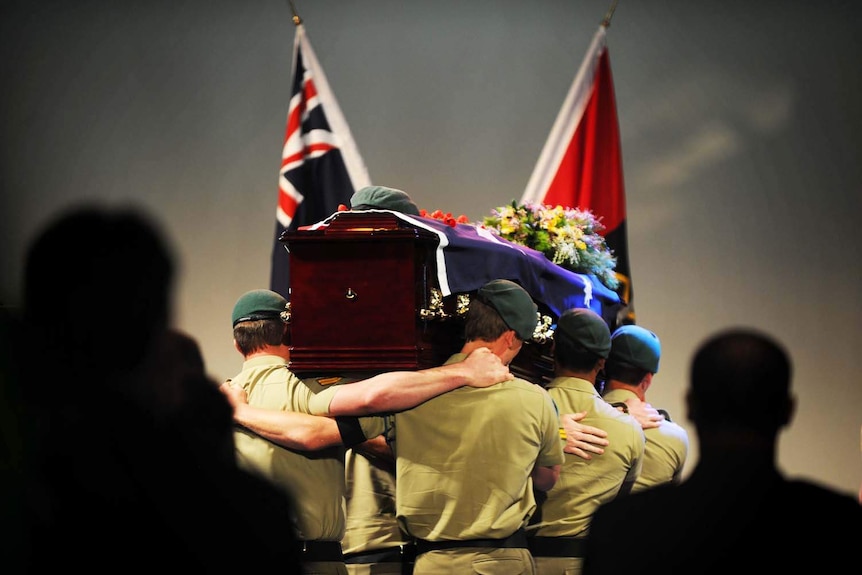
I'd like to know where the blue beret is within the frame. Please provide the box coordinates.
[610,324,661,373]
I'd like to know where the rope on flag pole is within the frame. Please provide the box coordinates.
[602,0,619,29]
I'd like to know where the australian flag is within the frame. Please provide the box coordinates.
[270,23,370,298]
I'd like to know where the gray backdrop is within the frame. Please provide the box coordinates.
[3,0,861,496]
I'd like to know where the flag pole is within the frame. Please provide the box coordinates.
[288,0,302,25]
[601,0,619,29]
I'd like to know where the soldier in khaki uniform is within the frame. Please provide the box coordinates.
[344,186,590,575]
[601,325,689,492]
[370,279,564,574]
[526,308,645,575]
[225,289,511,574]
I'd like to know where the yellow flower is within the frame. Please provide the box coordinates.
[482,201,619,290]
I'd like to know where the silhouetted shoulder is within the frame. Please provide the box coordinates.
[783,478,862,520]
[584,477,861,575]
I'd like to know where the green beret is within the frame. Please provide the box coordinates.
[610,324,661,373]
[476,279,538,341]
[350,185,420,216]
[231,289,289,327]
[555,308,611,358]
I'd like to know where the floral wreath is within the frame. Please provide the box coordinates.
[423,201,619,291]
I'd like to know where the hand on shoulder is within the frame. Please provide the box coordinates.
[463,347,513,388]
[562,411,609,460]
[623,397,663,429]
[219,381,248,409]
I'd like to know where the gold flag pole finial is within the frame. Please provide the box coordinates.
[288,0,302,26]
[601,0,619,29]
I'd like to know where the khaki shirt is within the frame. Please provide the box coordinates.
[603,388,689,492]
[527,376,645,539]
[386,353,564,541]
[228,354,346,541]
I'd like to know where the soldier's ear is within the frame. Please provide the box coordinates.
[504,329,519,350]
[641,372,653,391]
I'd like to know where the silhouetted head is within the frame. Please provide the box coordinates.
[23,204,175,373]
[687,328,794,437]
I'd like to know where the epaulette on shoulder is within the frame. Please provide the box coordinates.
[304,376,346,386]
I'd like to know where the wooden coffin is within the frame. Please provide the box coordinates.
[282,210,621,384]
[284,212,461,376]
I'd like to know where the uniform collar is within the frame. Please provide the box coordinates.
[602,387,639,403]
[241,354,289,371]
[546,375,599,396]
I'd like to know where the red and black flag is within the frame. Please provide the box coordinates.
[270,22,370,298]
[520,23,634,325]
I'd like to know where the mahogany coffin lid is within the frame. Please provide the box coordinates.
[283,212,461,376]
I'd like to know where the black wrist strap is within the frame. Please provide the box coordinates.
[335,416,367,448]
